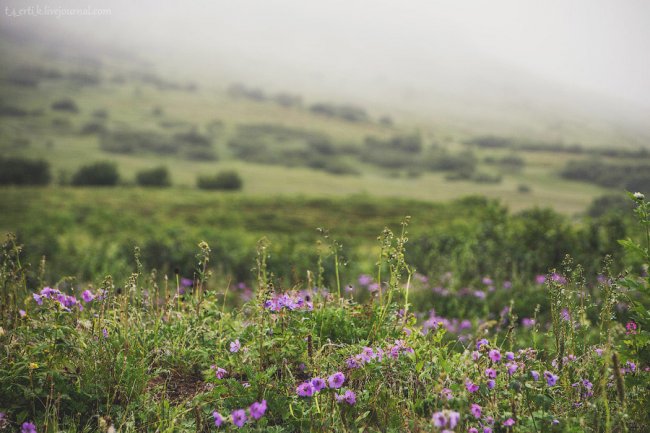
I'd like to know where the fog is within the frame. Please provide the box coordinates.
[3,0,650,130]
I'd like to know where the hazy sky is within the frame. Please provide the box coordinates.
[4,0,650,109]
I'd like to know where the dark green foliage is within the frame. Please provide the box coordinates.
[0,104,29,117]
[100,130,175,155]
[407,198,626,285]
[561,159,650,192]
[310,102,368,122]
[468,135,650,160]
[587,194,634,218]
[227,123,349,173]
[100,129,217,160]
[79,121,106,135]
[197,170,243,191]
[360,134,423,168]
[485,154,525,171]
[135,166,171,187]
[51,98,79,113]
[423,149,476,174]
[0,156,51,185]
[71,161,119,186]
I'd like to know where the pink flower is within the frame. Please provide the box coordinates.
[488,349,501,363]
[229,339,241,353]
[503,418,515,427]
[470,403,482,419]
[626,321,638,335]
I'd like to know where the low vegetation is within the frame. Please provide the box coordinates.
[0,193,648,432]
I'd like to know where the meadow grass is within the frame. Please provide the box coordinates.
[0,195,649,432]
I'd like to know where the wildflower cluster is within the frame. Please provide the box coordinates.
[264,291,313,312]
[296,372,356,405]
[345,339,413,369]
[31,286,103,312]
[213,400,267,429]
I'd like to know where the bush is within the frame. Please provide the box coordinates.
[51,98,79,113]
[197,170,243,191]
[0,157,51,185]
[71,162,119,186]
[136,166,171,187]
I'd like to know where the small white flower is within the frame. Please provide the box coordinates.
[633,192,645,200]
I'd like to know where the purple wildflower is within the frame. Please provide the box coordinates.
[33,293,43,305]
[230,339,241,353]
[476,338,489,349]
[19,309,26,318]
[521,318,535,328]
[212,366,227,379]
[487,379,496,389]
[213,411,223,427]
[470,403,482,419]
[249,400,267,420]
[311,377,326,392]
[296,382,315,397]
[485,368,497,379]
[81,290,95,303]
[358,274,372,286]
[231,409,247,428]
[488,349,501,363]
[531,370,540,381]
[432,411,446,427]
[328,372,345,389]
[544,371,559,386]
[448,411,460,428]
[343,390,356,405]
[506,362,518,375]
[22,422,37,433]
[505,351,515,361]
[465,379,479,393]
[503,418,515,427]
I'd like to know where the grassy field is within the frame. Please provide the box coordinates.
[1,34,641,215]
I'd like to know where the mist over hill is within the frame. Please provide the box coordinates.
[2,0,649,148]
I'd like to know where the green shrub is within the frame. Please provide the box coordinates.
[71,161,119,186]
[51,98,79,113]
[0,157,51,185]
[197,170,243,191]
[136,166,171,187]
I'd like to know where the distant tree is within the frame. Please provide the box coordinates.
[71,161,119,186]
[197,170,243,191]
[0,156,51,185]
[136,166,171,187]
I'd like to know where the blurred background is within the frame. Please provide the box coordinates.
[1,0,649,285]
